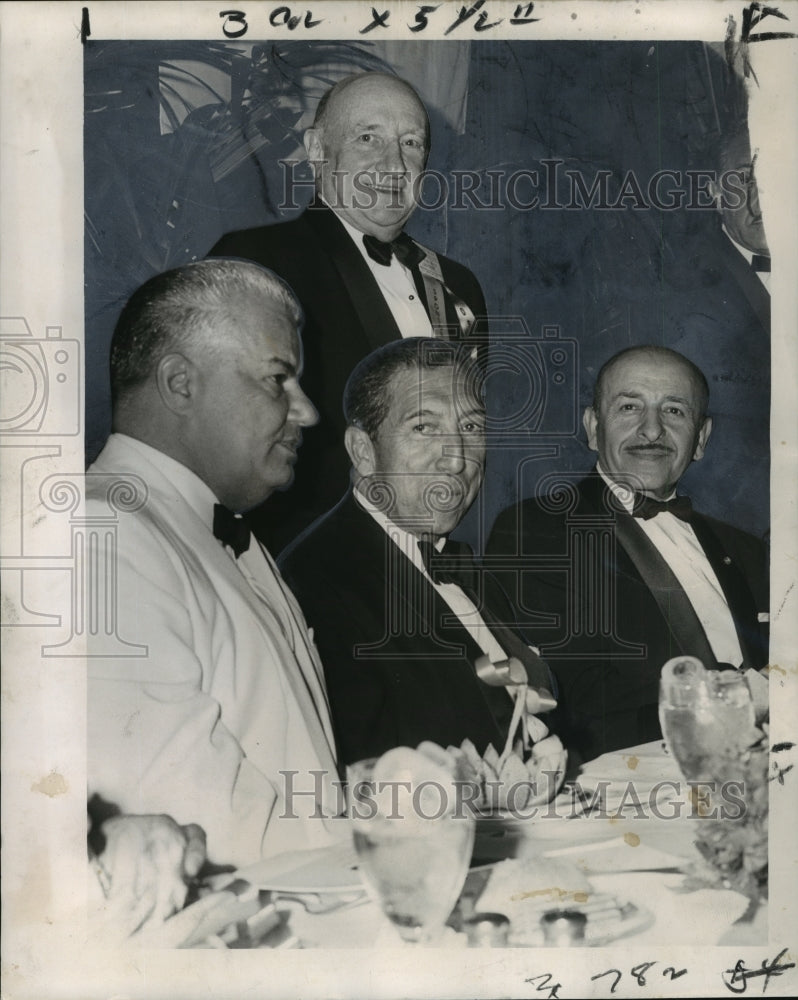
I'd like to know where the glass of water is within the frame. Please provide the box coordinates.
[347,756,475,944]
[659,656,757,782]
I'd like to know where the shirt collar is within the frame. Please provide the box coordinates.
[596,462,676,512]
[112,433,220,529]
[320,196,404,270]
[354,483,444,578]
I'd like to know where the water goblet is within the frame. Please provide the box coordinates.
[659,656,756,783]
[347,755,475,944]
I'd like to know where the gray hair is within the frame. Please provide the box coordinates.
[110,259,302,404]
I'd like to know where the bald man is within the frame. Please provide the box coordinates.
[487,346,769,765]
[210,72,487,551]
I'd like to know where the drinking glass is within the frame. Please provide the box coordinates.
[659,656,757,782]
[347,757,475,944]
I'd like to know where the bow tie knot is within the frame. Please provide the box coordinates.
[417,537,479,593]
[632,493,693,522]
[213,503,251,558]
[363,232,426,269]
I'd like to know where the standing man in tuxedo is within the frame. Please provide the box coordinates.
[86,259,341,868]
[210,72,487,551]
[279,338,555,767]
[712,123,771,298]
[487,345,769,765]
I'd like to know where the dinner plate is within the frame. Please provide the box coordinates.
[506,893,656,948]
[234,842,364,894]
[232,842,497,896]
[475,857,656,947]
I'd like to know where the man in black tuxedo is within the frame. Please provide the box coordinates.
[279,338,554,767]
[487,346,769,766]
[711,123,771,304]
[211,72,487,550]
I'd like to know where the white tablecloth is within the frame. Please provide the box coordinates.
[235,742,765,948]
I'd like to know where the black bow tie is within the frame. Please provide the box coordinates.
[632,493,693,522]
[417,537,479,593]
[751,254,770,273]
[213,503,251,558]
[362,232,426,269]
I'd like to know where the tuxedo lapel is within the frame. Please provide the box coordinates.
[102,440,338,767]
[341,495,470,659]
[479,574,553,692]
[580,472,764,669]
[688,515,763,668]
[303,203,403,352]
[717,229,771,330]
[247,540,336,747]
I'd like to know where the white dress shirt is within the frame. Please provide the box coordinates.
[354,486,506,662]
[336,214,434,339]
[598,465,744,666]
[353,488,551,746]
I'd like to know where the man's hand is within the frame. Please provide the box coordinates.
[91,814,207,943]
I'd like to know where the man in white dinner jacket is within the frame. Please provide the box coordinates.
[87,259,341,868]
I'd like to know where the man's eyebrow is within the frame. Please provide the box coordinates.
[610,390,643,401]
[400,406,440,421]
[267,357,297,376]
[351,121,425,135]
[612,390,693,406]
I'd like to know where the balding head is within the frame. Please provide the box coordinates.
[303,72,429,240]
[592,346,709,421]
[110,260,317,511]
[312,73,430,148]
[584,345,713,499]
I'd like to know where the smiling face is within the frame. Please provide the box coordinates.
[348,364,486,539]
[583,350,712,500]
[187,289,318,512]
[304,74,429,241]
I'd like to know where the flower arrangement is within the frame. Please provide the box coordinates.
[678,727,770,903]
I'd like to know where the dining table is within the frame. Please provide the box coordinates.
[197,740,767,950]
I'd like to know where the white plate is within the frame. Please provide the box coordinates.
[234,842,363,894]
[232,843,496,896]
[507,894,655,948]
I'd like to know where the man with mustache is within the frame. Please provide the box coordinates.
[86,260,341,870]
[487,345,769,765]
[210,72,487,552]
[279,338,555,766]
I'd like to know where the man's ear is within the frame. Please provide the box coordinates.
[303,128,324,172]
[345,425,376,477]
[155,353,195,416]
[582,406,599,452]
[692,416,713,462]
